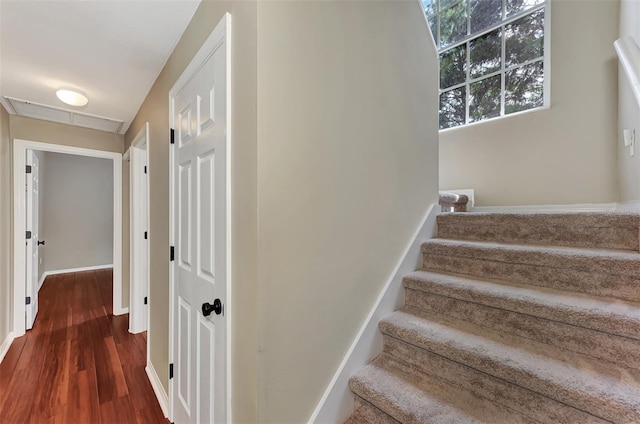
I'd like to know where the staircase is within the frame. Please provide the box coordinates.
[346,211,640,423]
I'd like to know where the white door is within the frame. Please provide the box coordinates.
[171,14,229,424]
[25,150,40,330]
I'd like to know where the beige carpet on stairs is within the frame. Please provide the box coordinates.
[345,211,640,423]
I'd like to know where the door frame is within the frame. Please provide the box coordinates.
[126,123,150,335]
[13,139,123,337]
[168,12,232,422]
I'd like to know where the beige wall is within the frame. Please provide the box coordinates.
[617,0,640,202]
[0,105,11,347]
[440,0,620,206]
[124,1,258,421]
[40,152,113,273]
[256,1,439,422]
[10,115,123,153]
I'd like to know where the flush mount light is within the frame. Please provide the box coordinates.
[56,89,88,107]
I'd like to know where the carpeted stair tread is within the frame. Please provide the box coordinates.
[349,354,536,424]
[380,308,640,422]
[382,335,608,423]
[422,239,640,302]
[437,211,640,251]
[404,272,640,369]
[403,270,640,341]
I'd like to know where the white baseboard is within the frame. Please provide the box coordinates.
[307,203,440,424]
[38,273,47,291]
[615,201,640,212]
[471,202,620,213]
[0,332,15,364]
[114,307,129,316]
[146,360,169,419]
[44,264,114,276]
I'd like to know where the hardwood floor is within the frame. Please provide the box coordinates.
[0,269,169,424]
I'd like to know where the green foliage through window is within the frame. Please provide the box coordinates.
[424,0,546,129]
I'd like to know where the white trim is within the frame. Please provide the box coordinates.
[615,201,640,213]
[615,36,640,110]
[168,13,232,423]
[146,360,170,419]
[0,332,15,364]
[308,204,440,424]
[42,264,114,276]
[129,122,150,335]
[13,139,124,337]
[470,202,620,213]
[38,273,47,291]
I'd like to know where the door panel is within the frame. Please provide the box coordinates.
[172,14,228,424]
[197,151,216,284]
[197,313,215,424]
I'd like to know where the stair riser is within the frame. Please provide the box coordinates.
[380,322,638,422]
[382,336,606,424]
[436,213,640,251]
[349,397,400,424]
[405,288,640,369]
[422,253,640,302]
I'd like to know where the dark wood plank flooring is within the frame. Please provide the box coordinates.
[0,269,168,423]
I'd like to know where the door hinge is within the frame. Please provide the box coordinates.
[144,296,148,305]
[26,231,32,240]
[169,363,174,379]
[144,165,147,174]
[26,165,32,174]
[26,296,31,305]
[144,231,148,240]
[170,246,175,261]
[170,128,175,145]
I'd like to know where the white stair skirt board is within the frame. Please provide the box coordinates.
[146,360,170,419]
[471,202,622,213]
[0,332,15,364]
[308,203,440,424]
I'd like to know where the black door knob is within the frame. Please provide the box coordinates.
[202,299,223,317]
[37,240,45,246]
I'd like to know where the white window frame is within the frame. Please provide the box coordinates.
[425,0,551,130]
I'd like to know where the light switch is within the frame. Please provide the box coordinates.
[624,129,635,157]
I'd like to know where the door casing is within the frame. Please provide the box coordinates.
[12,139,123,337]
[127,122,150,335]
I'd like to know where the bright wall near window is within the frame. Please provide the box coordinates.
[40,152,113,273]
[617,0,640,202]
[440,0,619,206]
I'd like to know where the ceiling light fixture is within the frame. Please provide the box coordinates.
[56,89,88,107]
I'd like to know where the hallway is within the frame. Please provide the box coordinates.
[0,269,168,423]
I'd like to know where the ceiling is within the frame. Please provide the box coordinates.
[0,0,201,134]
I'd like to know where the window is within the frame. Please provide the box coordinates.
[424,0,547,129]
